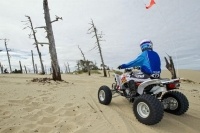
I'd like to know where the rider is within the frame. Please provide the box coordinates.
[118,39,161,94]
[118,39,161,77]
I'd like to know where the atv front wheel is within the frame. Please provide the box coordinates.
[161,91,189,115]
[98,86,112,105]
[133,95,164,125]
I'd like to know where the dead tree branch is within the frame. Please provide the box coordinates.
[164,54,177,79]
[78,45,86,60]
[51,15,63,23]
[35,26,46,29]
[33,42,49,46]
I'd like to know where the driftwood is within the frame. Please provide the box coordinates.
[164,55,177,79]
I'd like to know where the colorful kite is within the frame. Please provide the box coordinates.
[146,0,156,9]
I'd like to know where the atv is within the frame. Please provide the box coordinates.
[98,69,189,125]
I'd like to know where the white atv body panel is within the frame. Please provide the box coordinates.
[114,72,178,95]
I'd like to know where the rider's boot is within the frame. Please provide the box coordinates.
[128,80,137,95]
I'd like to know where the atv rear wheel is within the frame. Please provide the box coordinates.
[161,91,189,115]
[133,94,164,125]
[98,86,112,105]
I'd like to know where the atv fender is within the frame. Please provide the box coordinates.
[137,79,161,95]
[150,86,167,94]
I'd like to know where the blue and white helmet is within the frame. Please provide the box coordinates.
[140,39,153,51]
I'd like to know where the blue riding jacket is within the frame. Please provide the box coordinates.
[120,50,161,75]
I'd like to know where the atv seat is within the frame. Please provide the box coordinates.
[130,72,160,79]
[130,72,150,79]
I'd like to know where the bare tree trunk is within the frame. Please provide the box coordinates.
[31,50,36,73]
[164,55,177,79]
[86,60,91,76]
[64,63,68,73]
[43,0,61,81]
[45,65,47,74]
[24,65,27,74]
[26,16,45,74]
[0,62,3,74]
[4,39,12,73]
[108,70,110,77]
[19,61,22,73]
[76,61,80,71]
[89,20,107,77]
[78,45,90,75]
[35,64,38,74]
[94,28,106,77]
[67,62,70,73]
[1,66,4,73]
[50,68,52,74]
[1,66,3,74]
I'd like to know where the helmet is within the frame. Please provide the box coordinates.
[140,39,153,51]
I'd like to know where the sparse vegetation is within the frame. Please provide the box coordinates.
[112,70,123,75]
[73,69,101,75]
[91,70,101,74]
[31,77,68,84]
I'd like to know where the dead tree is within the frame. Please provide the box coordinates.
[45,65,47,74]
[43,0,62,80]
[19,61,23,73]
[76,61,80,71]
[23,16,45,74]
[164,54,177,79]
[64,63,68,73]
[88,19,107,77]
[35,64,38,74]
[108,70,110,77]
[78,45,91,75]
[67,62,70,73]
[31,50,36,73]
[0,62,3,74]
[64,63,70,74]
[0,39,12,73]
[50,68,52,74]
[24,65,27,74]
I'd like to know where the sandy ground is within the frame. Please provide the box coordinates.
[0,70,200,133]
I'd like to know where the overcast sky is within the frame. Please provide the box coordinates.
[0,0,200,73]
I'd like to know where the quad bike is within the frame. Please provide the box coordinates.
[98,69,189,125]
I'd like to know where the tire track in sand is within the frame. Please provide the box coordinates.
[88,93,137,133]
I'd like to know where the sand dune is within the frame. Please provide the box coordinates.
[0,70,200,133]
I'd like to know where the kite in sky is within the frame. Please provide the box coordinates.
[146,0,156,9]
